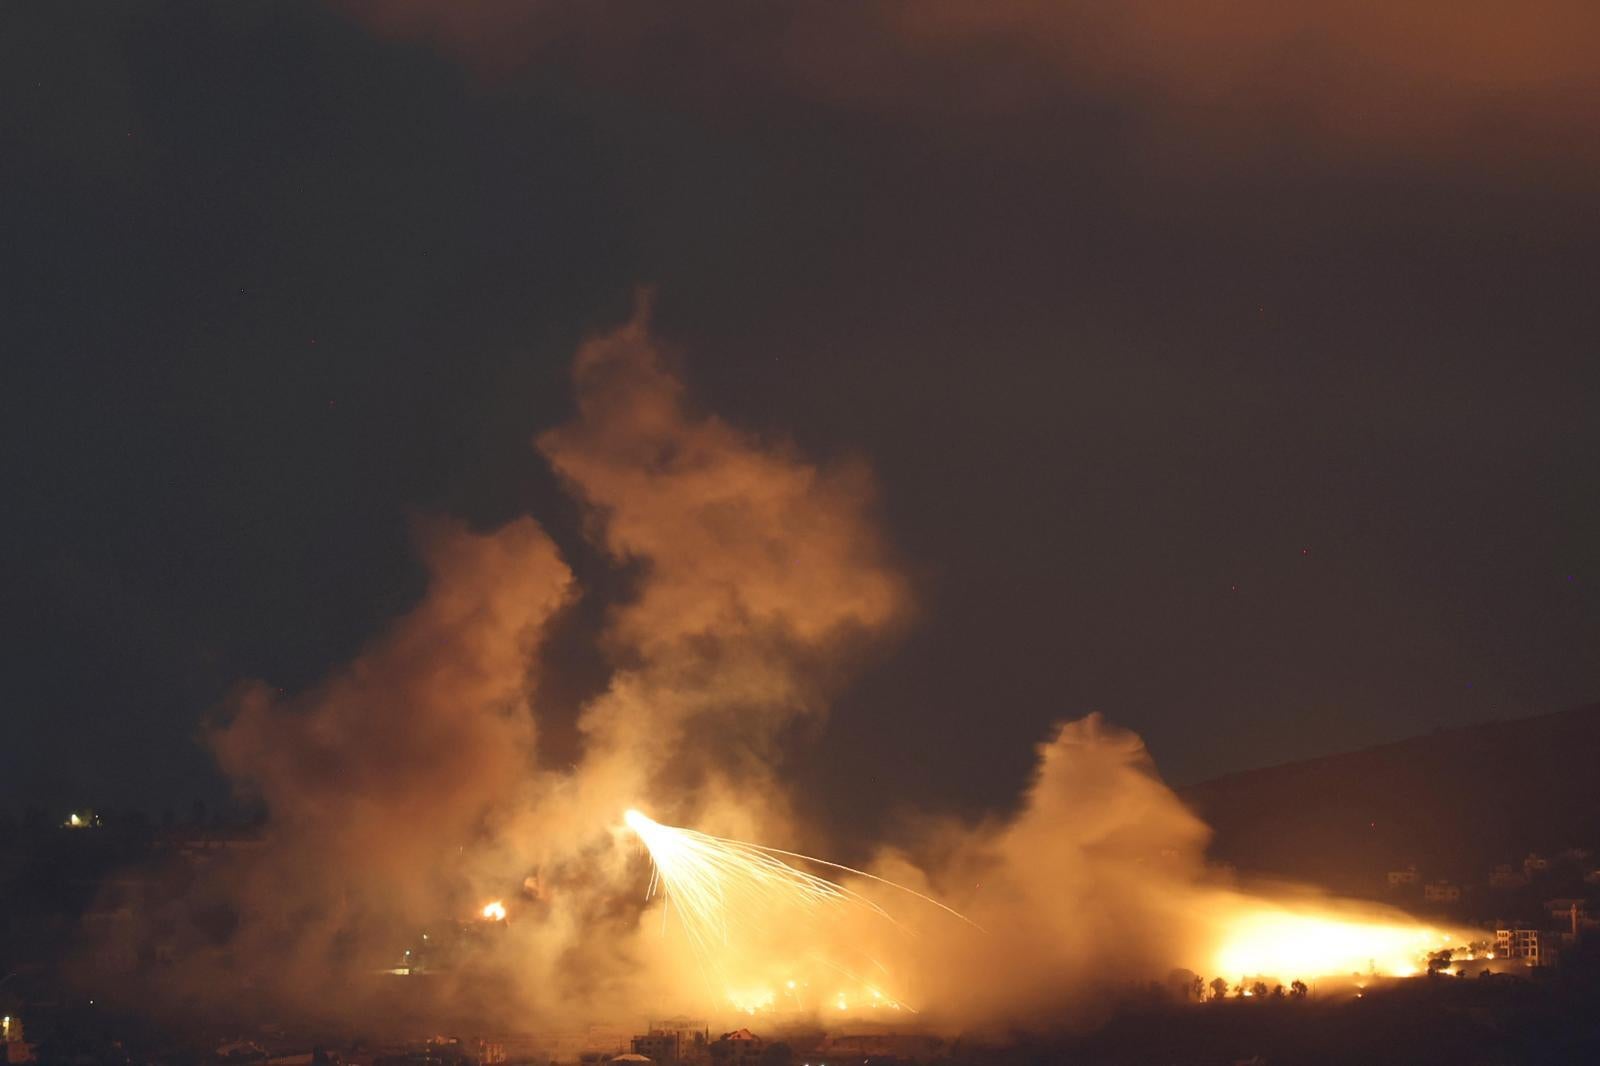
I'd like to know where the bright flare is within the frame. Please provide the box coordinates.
[1211,905,1472,982]
[623,809,970,946]
[622,808,970,1012]
[481,900,507,921]
[622,808,895,956]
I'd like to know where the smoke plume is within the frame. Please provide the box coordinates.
[140,306,1461,1036]
[201,516,572,1021]
[538,305,906,839]
[170,304,908,1027]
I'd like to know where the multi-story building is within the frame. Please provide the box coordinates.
[1489,863,1528,889]
[1544,898,1586,919]
[1386,866,1419,888]
[1495,927,1556,967]
[1423,881,1462,904]
[644,1018,708,1062]
[631,1030,682,1063]
[1543,898,1599,937]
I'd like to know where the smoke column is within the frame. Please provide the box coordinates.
[139,305,1462,1034]
[178,303,907,1026]
[537,304,906,841]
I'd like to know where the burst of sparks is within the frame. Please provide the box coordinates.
[621,808,973,961]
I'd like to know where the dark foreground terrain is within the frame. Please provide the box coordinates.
[1003,971,1600,1066]
[11,961,1600,1066]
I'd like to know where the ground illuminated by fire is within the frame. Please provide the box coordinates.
[1206,904,1475,982]
[618,807,1477,1016]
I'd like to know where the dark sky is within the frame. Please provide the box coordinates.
[3,2,1597,835]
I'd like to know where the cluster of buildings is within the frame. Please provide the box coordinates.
[1487,898,1599,969]
[1386,848,1600,971]
[1386,849,1600,903]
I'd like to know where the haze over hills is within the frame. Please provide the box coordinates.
[1181,702,1600,897]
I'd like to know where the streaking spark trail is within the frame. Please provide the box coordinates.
[622,808,974,1013]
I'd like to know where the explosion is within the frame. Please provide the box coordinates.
[622,808,892,953]
[173,307,1483,1033]
[622,808,974,1013]
[621,802,1463,1017]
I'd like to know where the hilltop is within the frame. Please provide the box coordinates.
[1181,702,1600,896]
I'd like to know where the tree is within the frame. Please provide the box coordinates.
[1250,981,1269,999]
[1290,980,1309,999]
[1209,977,1230,1001]
[1168,968,1202,1002]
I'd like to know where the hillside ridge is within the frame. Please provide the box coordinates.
[1179,701,1600,895]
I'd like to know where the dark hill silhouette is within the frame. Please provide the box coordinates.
[1180,702,1600,896]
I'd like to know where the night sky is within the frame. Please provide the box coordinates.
[3,3,1597,837]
